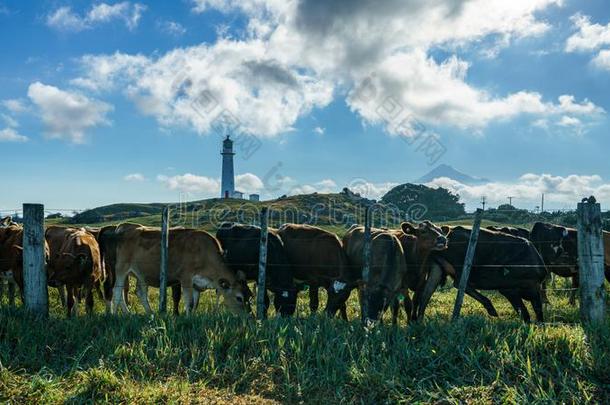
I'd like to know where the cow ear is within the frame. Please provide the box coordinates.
[441,225,451,235]
[401,222,417,235]
[236,270,246,281]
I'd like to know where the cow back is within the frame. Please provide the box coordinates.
[277,224,347,285]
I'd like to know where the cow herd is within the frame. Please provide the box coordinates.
[1,215,609,323]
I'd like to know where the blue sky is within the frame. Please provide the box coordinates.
[2,0,610,214]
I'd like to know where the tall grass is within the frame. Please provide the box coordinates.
[0,286,608,404]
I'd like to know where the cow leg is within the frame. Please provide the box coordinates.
[540,276,550,304]
[338,303,348,321]
[67,285,77,317]
[465,287,499,317]
[192,290,200,312]
[530,290,545,323]
[500,289,531,322]
[569,275,578,305]
[182,286,194,315]
[403,293,412,324]
[171,285,181,315]
[309,286,319,313]
[391,298,400,325]
[56,284,67,308]
[123,278,130,306]
[94,282,104,302]
[521,286,545,323]
[111,270,130,314]
[85,286,95,315]
[134,278,152,314]
[7,280,16,307]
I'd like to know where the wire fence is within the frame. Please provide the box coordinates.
[1,201,607,325]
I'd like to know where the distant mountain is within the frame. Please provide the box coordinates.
[416,164,490,185]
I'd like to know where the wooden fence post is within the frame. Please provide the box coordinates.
[23,203,48,316]
[576,198,606,324]
[256,207,269,320]
[361,205,373,323]
[159,206,170,314]
[451,208,483,321]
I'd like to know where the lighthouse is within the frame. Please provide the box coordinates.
[220,135,235,198]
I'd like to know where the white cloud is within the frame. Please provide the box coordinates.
[235,173,264,193]
[71,52,150,92]
[0,128,28,143]
[124,173,146,182]
[27,82,113,143]
[346,180,399,200]
[566,14,610,73]
[157,173,220,194]
[348,52,603,135]
[46,2,145,32]
[592,49,610,71]
[313,126,324,135]
[288,179,337,195]
[426,174,610,210]
[1,114,18,128]
[157,172,268,195]
[72,42,333,137]
[2,99,28,114]
[67,0,600,139]
[566,14,610,53]
[557,115,581,127]
[157,20,186,36]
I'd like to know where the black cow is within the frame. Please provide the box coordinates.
[417,227,548,322]
[337,225,408,323]
[530,222,579,304]
[216,223,296,317]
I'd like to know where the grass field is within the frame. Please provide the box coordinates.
[1,283,609,404]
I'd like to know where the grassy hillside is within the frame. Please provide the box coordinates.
[63,192,375,234]
[59,192,573,237]
[1,286,609,403]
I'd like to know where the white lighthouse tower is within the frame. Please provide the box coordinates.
[220,135,235,198]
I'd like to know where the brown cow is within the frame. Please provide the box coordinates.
[0,222,51,306]
[98,224,190,314]
[46,227,104,316]
[394,221,449,320]
[111,224,246,315]
[340,226,408,323]
[277,224,349,319]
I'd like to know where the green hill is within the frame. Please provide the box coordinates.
[65,189,381,234]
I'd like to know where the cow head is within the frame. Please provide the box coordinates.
[235,270,254,314]
[191,264,248,314]
[48,252,88,286]
[532,223,572,263]
[401,221,448,252]
[216,275,249,314]
[362,283,393,323]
